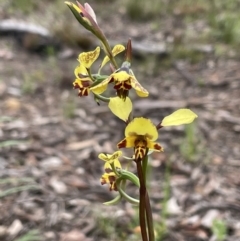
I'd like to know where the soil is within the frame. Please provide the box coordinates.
[0,1,240,241]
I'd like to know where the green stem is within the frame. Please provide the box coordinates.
[93,93,110,103]
[103,194,121,205]
[119,170,140,187]
[142,155,155,241]
[136,161,148,241]
[116,179,139,205]
[145,191,155,241]
[142,152,148,181]
[100,40,118,69]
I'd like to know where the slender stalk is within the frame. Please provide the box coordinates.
[116,179,139,205]
[145,191,155,241]
[142,155,155,241]
[136,161,148,241]
[100,40,118,69]
[93,93,110,103]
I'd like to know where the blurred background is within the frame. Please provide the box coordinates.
[0,0,240,240]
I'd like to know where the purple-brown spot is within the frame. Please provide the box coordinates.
[118,139,127,148]
[154,143,163,151]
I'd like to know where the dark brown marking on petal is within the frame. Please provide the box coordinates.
[82,81,91,87]
[82,88,89,96]
[123,82,132,90]
[116,89,128,100]
[134,137,148,162]
[112,182,118,191]
[108,175,116,183]
[100,179,107,185]
[134,147,146,162]
[73,83,80,89]
[109,76,114,83]
[117,139,127,149]
[108,175,117,191]
[78,87,89,97]
[154,143,163,151]
[105,168,112,173]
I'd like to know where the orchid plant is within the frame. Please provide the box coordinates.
[65,2,198,241]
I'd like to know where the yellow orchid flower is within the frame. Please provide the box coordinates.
[73,47,100,97]
[73,65,93,96]
[98,151,122,169]
[117,109,198,162]
[100,170,118,191]
[99,151,122,191]
[117,118,163,162]
[91,62,149,100]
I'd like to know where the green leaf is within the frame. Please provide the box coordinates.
[0,140,27,148]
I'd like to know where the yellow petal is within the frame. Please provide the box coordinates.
[146,140,163,152]
[113,71,130,82]
[74,65,88,78]
[99,44,125,71]
[73,79,83,88]
[78,46,100,68]
[113,159,121,169]
[108,97,132,121]
[103,160,121,170]
[125,117,158,141]
[90,76,110,94]
[98,153,110,162]
[131,77,149,97]
[98,151,122,163]
[161,109,198,127]
[117,136,136,149]
[104,162,112,171]
[112,44,125,56]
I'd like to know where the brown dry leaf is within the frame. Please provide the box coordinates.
[133,226,141,234]
[180,215,201,229]
[60,229,88,241]
[166,197,182,215]
[0,226,7,238]
[202,176,221,196]
[0,82,6,96]
[49,176,68,194]
[4,97,21,112]
[7,219,23,237]
[201,209,220,228]
[66,139,97,151]
[64,175,88,189]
